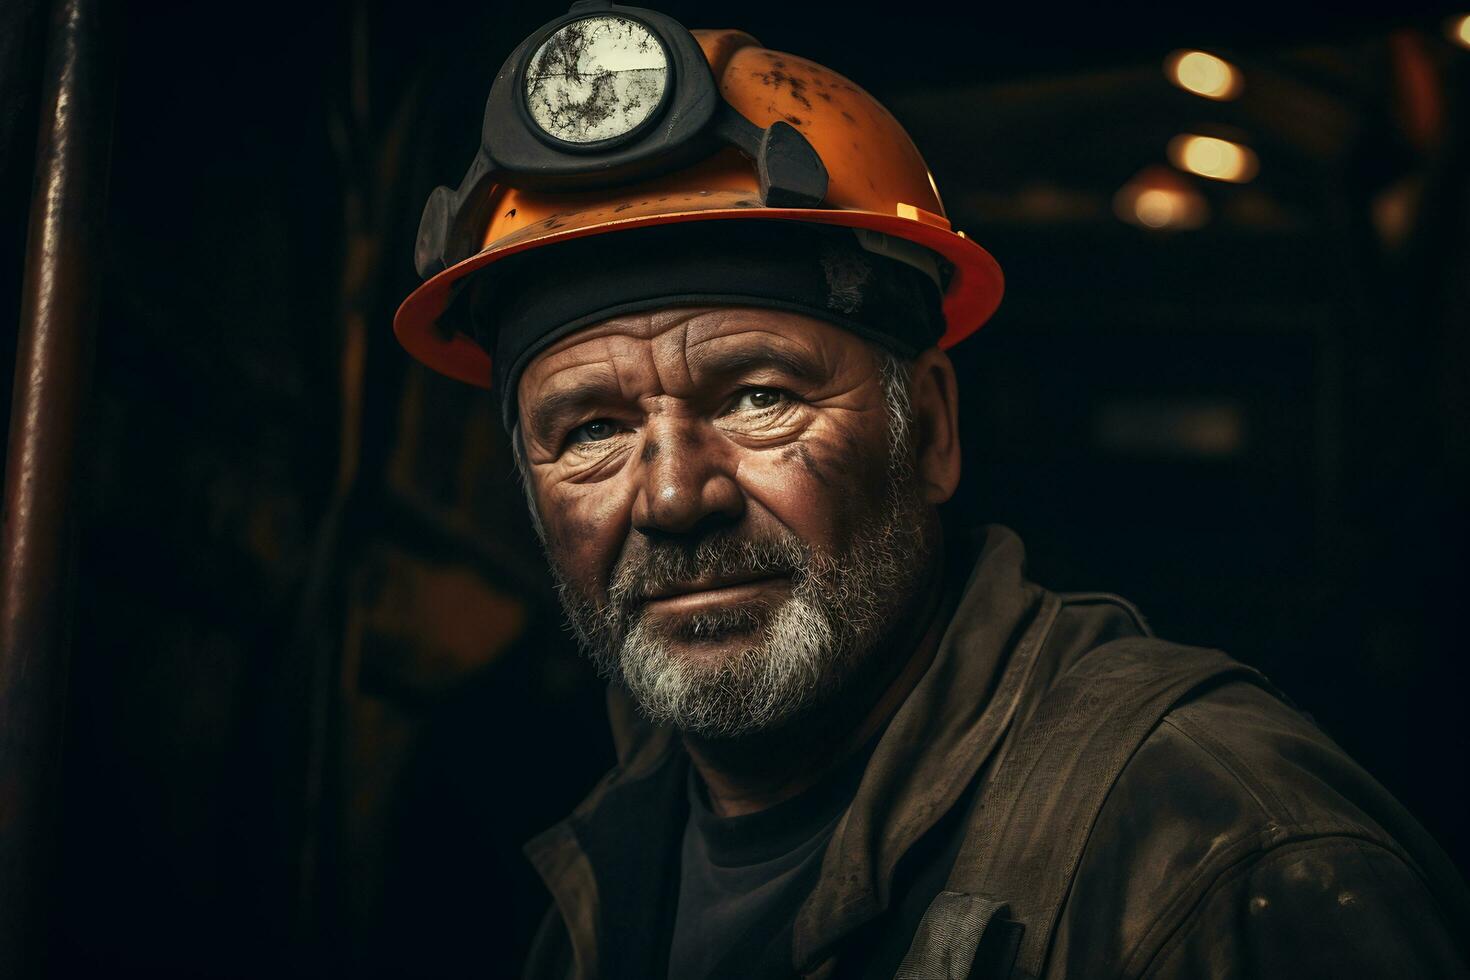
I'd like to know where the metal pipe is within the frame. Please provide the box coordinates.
[0,0,115,972]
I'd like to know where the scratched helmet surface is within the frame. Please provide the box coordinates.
[394,27,1005,389]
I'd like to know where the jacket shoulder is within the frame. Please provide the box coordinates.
[1160,678,1397,835]
[1049,669,1466,977]
[1140,835,1469,978]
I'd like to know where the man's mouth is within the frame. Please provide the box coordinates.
[638,571,791,614]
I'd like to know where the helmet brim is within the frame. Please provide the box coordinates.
[393,191,1004,388]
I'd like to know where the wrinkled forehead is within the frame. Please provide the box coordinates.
[535,305,729,355]
[521,305,866,387]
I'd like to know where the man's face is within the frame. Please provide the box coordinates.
[516,306,936,737]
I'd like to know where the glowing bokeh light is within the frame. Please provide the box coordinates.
[1134,189,1186,228]
[1168,134,1259,183]
[1114,168,1209,230]
[1451,14,1470,48]
[1165,50,1242,100]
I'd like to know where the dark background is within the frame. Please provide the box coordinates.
[2,1,1467,976]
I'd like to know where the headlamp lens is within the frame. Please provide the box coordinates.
[524,15,669,145]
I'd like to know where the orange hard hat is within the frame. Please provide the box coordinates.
[394,14,1004,390]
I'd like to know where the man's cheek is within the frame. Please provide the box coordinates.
[541,487,627,593]
[742,433,884,544]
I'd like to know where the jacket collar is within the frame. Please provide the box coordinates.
[524,699,684,980]
[524,526,1055,978]
[792,526,1057,969]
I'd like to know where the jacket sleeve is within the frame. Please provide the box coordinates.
[1140,836,1469,979]
[521,904,576,980]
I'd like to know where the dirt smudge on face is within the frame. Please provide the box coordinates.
[782,442,832,487]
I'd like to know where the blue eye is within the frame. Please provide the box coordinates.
[570,419,619,444]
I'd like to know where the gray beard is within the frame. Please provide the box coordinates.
[549,432,933,739]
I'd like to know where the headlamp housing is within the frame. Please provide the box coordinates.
[415,0,830,279]
[492,3,710,178]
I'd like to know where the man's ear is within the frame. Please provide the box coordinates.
[907,347,961,504]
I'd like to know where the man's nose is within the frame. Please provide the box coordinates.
[631,416,744,536]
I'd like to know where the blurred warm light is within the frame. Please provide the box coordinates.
[1165,50,1242,100]
[1451,14,1470,48]
[1094,399,1245,458]
[1114,167,1209,230]
[1168,134,1259,183]
[1372,177,1421,249]
[1134,189,1187,228]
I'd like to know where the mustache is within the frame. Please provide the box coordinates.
[607,529,809,608]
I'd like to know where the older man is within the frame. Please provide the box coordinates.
[395,5,1468,978]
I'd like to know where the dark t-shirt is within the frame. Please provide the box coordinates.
[665,749,870,979]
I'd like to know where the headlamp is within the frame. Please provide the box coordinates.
[415,0,830,278]
[523,14,671,146]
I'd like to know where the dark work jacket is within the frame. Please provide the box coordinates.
[521,527,1470,979]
